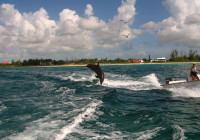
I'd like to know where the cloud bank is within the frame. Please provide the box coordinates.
[0,0,137,61]
[142,0,200,48]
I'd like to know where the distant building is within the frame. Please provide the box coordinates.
[3,62,11,64]
[151,57,166,62]
[129,59,144,63]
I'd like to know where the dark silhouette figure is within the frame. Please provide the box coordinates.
[87,63,104,84]
[122,33,131,38]
[120,19,127,24]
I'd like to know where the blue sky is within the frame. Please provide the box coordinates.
[2,0,169,26]
[0,0,200,61]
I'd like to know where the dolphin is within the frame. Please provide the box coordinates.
[87,62,104,84]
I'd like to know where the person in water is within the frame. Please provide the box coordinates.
[190,63,200,80]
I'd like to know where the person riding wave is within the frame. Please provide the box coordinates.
[190,63,200,80]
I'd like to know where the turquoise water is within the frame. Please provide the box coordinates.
[1,64,200,140]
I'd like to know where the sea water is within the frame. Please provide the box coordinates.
[1,64,200,140]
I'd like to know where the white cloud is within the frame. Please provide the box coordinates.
[79,17,106,30]
[94,0,137,48]
[142,0,200,48]
[0,0,138,61]
[85,4,94,17]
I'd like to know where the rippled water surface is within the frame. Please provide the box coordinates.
[1,64,200,140]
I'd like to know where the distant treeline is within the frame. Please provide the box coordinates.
[11,59,65,66]
[170,49,200,62]
[4,49,200,67]
[10,58,130,66]
[68,58,129,64]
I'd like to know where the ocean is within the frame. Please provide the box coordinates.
[1,63,200,140]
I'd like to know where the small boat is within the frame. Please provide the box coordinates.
[161,75,200,88]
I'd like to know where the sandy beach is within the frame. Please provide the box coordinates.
[46,62,200,67]
[1,62,200,68]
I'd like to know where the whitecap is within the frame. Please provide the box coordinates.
[173,125,187,140]
[3,110,66,140]
[15,115,32,121]
[142,73,161,88]
[169,87,200,98]
[39,81,56,93]
[103,73,161,91]
[134,127,165,140]
[55,100,102,140]
[56,87,76,96]
[60,73,96,83]
[0,101,7,112]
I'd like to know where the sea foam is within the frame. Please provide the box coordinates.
[103,73,161,91]
[169,87,200,98]
[56,100,101,140]
[134,127,165,140]
[173,125,186,140]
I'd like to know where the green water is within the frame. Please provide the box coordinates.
[1,64,200,139]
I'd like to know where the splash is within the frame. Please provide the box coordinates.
[134,127,165,140]
[4,111,65,140]
[0,101,7,113]
[173,125,186,140]
[169,87,200,98]
[103,73,161,91]
[142,73,161,88]
[56,100,101,140]
[60,73,96,82]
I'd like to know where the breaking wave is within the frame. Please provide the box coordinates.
[59,73,97,82]
[103,73,161,90]
[134,127,165,140]
[173,125,186,140]
[0,101,7,113]
[56,100,102,140]
[169,87,200,98]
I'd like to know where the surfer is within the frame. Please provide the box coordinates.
[190,63,200,80]
[87,62,104,84]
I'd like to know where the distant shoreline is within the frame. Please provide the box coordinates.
[1,62,200,68]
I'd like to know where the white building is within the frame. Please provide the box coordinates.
[151,57,166,62]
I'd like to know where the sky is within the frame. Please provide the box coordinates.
[1,0,200,62]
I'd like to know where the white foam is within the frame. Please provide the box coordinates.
[56,87,76,97]
[103,73,161,91]
[103,79,148,90]
[68,126,125,140]
[60,73,96,82]
[0,101,7,112]
[91,131,125,140]
[105,73,132,79]
[135,127,165,140]
[40,81,56,93]
[15,115,32,121]
[56,101,102,140]
[173,125,187,140]
[169,87,200,98]
[142,73,161,88]
[4,116,62,140]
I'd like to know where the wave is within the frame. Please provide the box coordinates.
[56,100,102,140]
[47,71,162,91]
[54,71,162,91]
[59,73,97,82]
[134,127,165,140]
[39,81,57,93]
[3,100,101,140]
[169,87,200,98]
[3,111,64,140]
[173,125,186,140]
[56,87,76,97]
[0,101,7,113]
[103,73,161,91]
[69,126,165,140]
